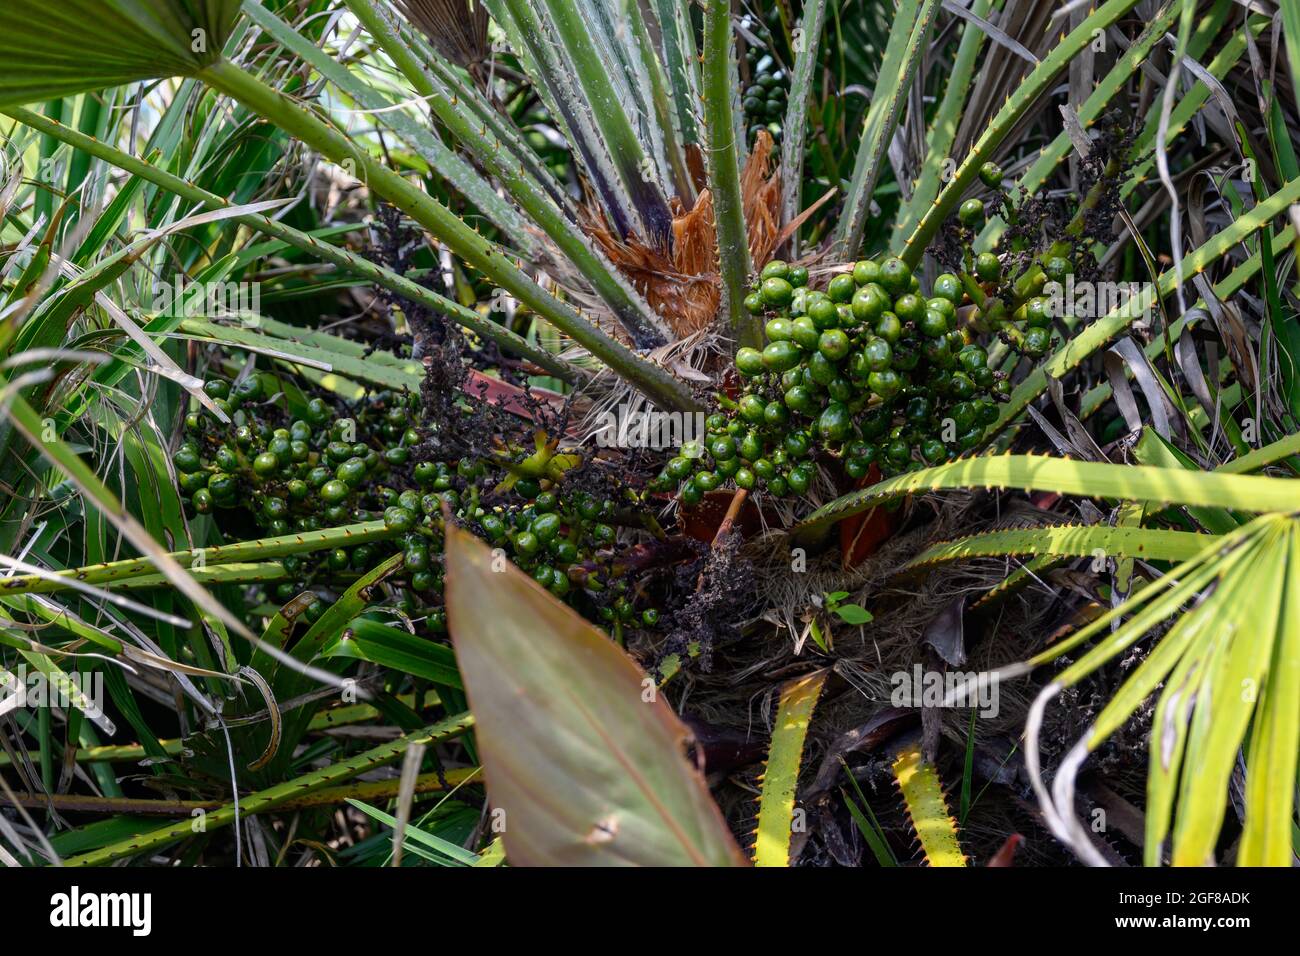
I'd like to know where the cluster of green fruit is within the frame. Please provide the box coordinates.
[743,24,786,147]
[175,380,655,631]
[954,165,1087,359]
[469,481,659,631]
[653,163,1082,503]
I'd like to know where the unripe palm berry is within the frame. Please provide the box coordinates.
[760,276,794,307]
[320,480,350,504]
[878,258,912,296]
[932,274,963,303]
[736,347,765,377]
[762,341,802,372]
[958,198,985,227]
[852,260,880,285]
[974,251,1002,282]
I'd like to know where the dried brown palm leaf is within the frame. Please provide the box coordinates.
[586,132,792,339]
[396,0,489,78]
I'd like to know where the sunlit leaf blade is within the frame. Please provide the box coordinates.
[1238,525,1300,865]
[795,454,1300,539]
[1019,515,1300,866]
[1171,530,1286,865]
[906,525,1213,572]
[892,745,965,867]
[443,524,746,866]
[779,0,828,250]
[753,669,827,867]
[890,0,992,250]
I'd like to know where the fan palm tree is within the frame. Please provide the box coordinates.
[0,0,1298,867]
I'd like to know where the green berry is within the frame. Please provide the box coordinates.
[827,274,857,303]
[234,376,262,402]
[928,297,957,322]
[878,258,912,296]
[532,512,561,542]
[736,347,765,377]
[791,317,822,351]
[875,312,902,343]
[919,309,950,338]
[922,438,947,463]
[679,480,703,506]
[1022,326,1052,356]
[710,435,738,461]
[384,504,416,535]
[818,329,851,362]
[892,293,925,323]
[807,351,838,386]
[762,340,803,372]
[320,480,350,504]
[174,444,202,473]
[783,385,818,416]
[252,452,279,477]
[1044,256,1073,283]
[738,394,768,424]
[958,198,985,227]
[1024,296,1054,329]
[203,379,231,400]
[974,252,1002,282]
[978,161,1003,188]
[868,369,903,400]
[207,473,238,501]
[808,297,840,330]
[760,276,794,308]
[666,456,693,481]
[763,401,791,428]
[337,457,367,487]
[852,260,880,285]
[817,402,853,442]
[850,285,888,324]
[765,317,795,342]
[932,274,962,304]
[861,337,893,372]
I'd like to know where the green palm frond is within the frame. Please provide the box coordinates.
[1019,513,1300,867]
[0,0,240,107]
